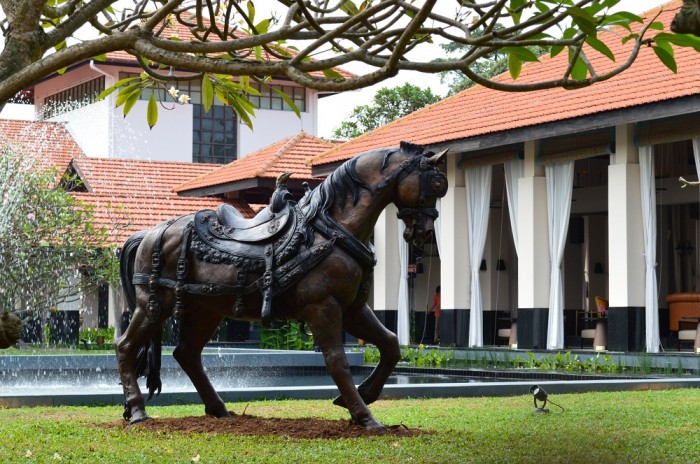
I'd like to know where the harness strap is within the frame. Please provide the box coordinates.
[172,223,192,321]
[133,273,262,297]
[261,244,275,328]
[312,217,376,269]
[147,218,177,322]
[132,238,337,318]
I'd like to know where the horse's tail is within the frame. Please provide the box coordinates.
[119,230,162,400]
[120,230,148,313]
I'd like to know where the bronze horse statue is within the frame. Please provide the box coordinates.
[116,141,448,430]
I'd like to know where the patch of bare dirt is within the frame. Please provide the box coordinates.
[103,413,427,439]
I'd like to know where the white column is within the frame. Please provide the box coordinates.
[517,140,550,349]
[374,204,401,312]
[440,155,470,344]
[609,124,645,309]
[518,141,550,308]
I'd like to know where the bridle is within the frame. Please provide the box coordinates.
[375,152,448,227]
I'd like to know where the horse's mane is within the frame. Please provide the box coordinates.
[301,142,427,229]
[302,149,387,226]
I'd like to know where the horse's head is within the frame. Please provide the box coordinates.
[671,0,700,35]
[377,142,448,248]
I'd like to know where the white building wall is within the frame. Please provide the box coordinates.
[112,101,194,161]
[34,64,321,162]
[49,99,111,157]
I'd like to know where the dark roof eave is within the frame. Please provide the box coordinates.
[176,178,263,197]
[176,176,324,197]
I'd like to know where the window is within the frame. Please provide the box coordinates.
[118,73,237,163]
[193,103,237,164]
[249,82,306,112]
[42,76,105,119]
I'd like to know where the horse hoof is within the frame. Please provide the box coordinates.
[205,407,231,418]
[129,413,151,425]
[359,418,386,432]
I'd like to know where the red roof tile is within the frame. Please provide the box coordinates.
[175,131,333,193]
[0,119,83,170]
[72,157,223,195]
[71,191,253,245]
[311,1,696,166]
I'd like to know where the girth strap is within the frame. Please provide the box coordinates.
[132,237,336,319]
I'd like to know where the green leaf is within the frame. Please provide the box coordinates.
[246,0,255,23]
[653,43,677,73]
[56,67,68,75]
[322,68,344,79]
[91,53,107,62]
[146,93,158,129]
[255,19,270,34]
[570,56,588,80]
[122,90,141,117]
[508,53,523,80]
[502,46,539,62]
[340,0,359,15]
[115,83,144,107]
[648,21,665,31]
[585,35,615,61]
[568,7,598,37]
[271,87,300,117]
[202,75,214,113]
[96,86,119,102]
[655,32,700,52]
[551,44,565,58]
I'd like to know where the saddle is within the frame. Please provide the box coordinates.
[214,204,292,243]
[190,174,315,326]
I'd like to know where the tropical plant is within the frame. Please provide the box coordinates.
[332,83,441,139]
[0,147,121,340]
[257,321,314,351]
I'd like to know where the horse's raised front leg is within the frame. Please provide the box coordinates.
[307,299,385,431]
[115,301,167,424]
[339,303,400,407]
[173,310,230,418]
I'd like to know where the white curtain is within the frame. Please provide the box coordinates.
[466,165,492,347]
[504,158,524,256]
[545,161,574,350]
[693,136,700,172]
[434,199,442,257]
[397,221,410,345]
[640,145,660,353]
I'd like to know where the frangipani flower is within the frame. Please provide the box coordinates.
[168,86,179,98]
[178,94,191,104]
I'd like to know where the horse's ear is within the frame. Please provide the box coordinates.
[427,149,448,165]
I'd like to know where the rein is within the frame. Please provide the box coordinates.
[376,153,447,223]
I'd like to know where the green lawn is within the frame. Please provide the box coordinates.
[0,389,698,463]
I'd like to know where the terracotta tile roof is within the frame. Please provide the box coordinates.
[311,0,695,166]
[105,20,355,79]
[174,131,333,193]
[71,157,223,195]
[0,119,83,170]
[71,191,253,245]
